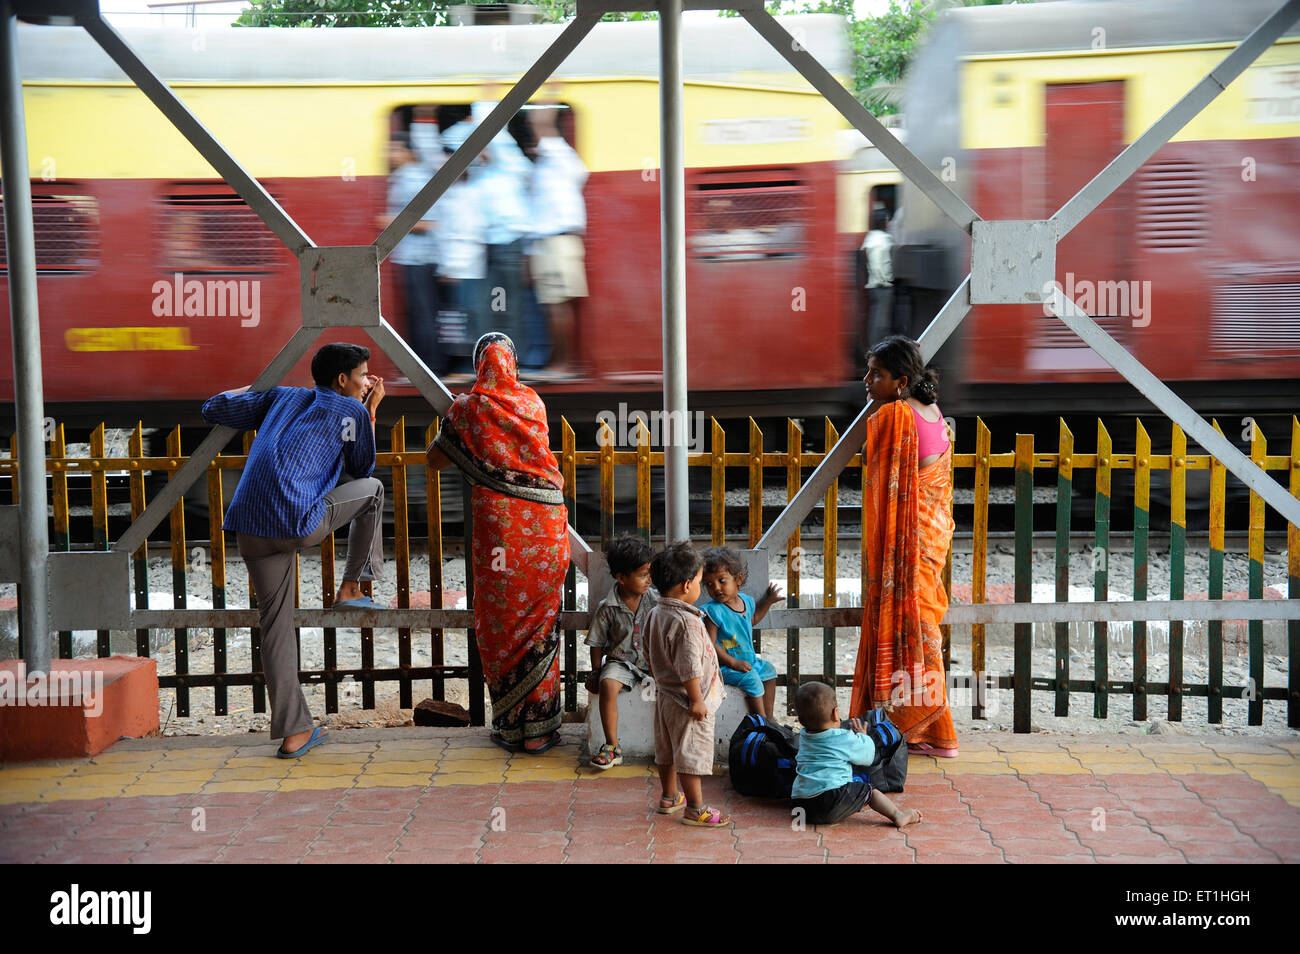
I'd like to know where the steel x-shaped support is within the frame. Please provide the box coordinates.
[752,0,1300,551]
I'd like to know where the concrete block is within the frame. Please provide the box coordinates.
[584,682,766,765]
[0,656,159,761]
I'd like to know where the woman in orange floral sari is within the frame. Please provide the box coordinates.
[851,336,958,757]
[427,333,570,753]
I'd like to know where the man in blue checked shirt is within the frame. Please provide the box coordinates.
[202,342,386,758]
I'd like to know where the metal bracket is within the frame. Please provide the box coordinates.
[970,220,1055,306]
[47,551,131,630]
[300,246,381,328]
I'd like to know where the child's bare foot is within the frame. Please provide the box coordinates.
[893,808,922,830]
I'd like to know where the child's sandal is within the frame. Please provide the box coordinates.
[656,792,686,814]
[590,743,623,769]
[682,805,731,828]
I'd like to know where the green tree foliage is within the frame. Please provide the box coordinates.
[236,0,452,28]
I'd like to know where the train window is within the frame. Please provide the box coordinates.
[689,170,807,261]
[158,184,279,272]
[1136,158,1208,250]
[0,189,100,273]
[388,102,577,166]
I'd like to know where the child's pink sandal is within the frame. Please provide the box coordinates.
[682,805,731,828]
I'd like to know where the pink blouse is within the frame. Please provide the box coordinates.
[912,404,949,460]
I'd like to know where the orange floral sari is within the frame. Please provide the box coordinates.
[850,401,957,750]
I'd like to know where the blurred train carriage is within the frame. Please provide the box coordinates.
[0,14,857,427]
[3,1,1299,436]
[895,0,1300,417]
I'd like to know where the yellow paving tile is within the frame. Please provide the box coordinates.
[1222,753,1297,766]
[906,758,949,772]
[144,770,219,785]
[158,747,240,761]
[0,780,54,803]
[1071,751,1156,763]
[948,749,1006,763]
[0,765,76,781]
[1243,769,1300,787]
[432,771,505,787]
[1007,761,1091,775]
[374,738,445,749]
[437,758,508,774]
[199,780,279,795]
[438,745,502,760]
[360,760,435,775]
[939,761,1018,775]
[56,772,142,788]
[354,773,432,789]
[288,753,372,767]
[120,781,206,798]
[370,748,443,763]
[223,756,284,768]
[277,776,356,792]
[315,741,379,752]
[209,766,292,782]
[282,764,366,779]
[1083,761,1169,775]
[575,764,656,779]
[504,766,580,783]
[44,785,132,801]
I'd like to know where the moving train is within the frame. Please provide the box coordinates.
[2,1,1298,433]
[894,0,1300,416]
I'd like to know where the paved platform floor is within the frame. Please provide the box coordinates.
[2,728,1297,864]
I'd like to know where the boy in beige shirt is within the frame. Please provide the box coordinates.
[644,541,730,828]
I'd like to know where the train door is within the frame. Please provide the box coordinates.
[1032,81,1133,376]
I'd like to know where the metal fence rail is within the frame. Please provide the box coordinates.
[5,413,1298,730]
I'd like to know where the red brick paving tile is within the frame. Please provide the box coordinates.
[480,846,568,864]
[310,827,406,851]
[905,835,997,854]
[182,792,272,808]
[0,814,91,837]
[912,851,1005,864]
[650,848,739,864]
[129,846,226,863]
[1093,853,1187,864]
[74,821,169,840]
[1125,810,1223,829]
[1244,837,1300,861]
[481,829,568,849]
[1176,774,1276,796]
[1019,774,1108,788]
[739,854,826,864]
[1144,821,1249,842]
[390,846,479,864]
[1039,795,1131,814]
[1179,842,1279,862]
[731,827,821,845]
[945,777,1034,794]
[394,832,485,853]
[340,789,426,808]
[566,822,651,841]
[1182,853,1281,865]
[22,798,115,813]
[302,849,394,864]
[329,808,416,826]
[1055,809,1153,831]
[219,845,306,863]
[982,822,1078,842]
[1206,799,1299,820]
[563,845,652,864]
[1077,832,1179,855]
[229,829,321,848]
[40,851,141,864]
[0,839,64,862]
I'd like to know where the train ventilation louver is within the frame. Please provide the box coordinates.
[1136,159,1208,250]
[0,192,101,273]
[159,186,279,272]
[1038,313,1131,349]
[689,172,807,260]
[1212,283,1300,355]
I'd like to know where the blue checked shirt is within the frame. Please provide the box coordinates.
[201,386,375,539]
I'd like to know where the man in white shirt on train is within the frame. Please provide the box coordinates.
[527,106,588,379]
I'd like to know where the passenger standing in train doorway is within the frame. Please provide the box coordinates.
[472,102,534,362]
[437,119,488,377]
[379,133,443,375]
[863,207,895,348]
[527,106,588,380]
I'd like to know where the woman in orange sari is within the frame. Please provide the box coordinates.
[426,333,570,753]
[851,335,958,757]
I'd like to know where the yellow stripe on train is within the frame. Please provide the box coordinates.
[961,39,1300,151]
[65,327,198,352]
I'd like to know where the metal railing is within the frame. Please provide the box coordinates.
[5,413,1298,731]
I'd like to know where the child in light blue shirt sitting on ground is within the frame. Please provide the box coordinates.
[792,682,922,828]
[700,547,782,719]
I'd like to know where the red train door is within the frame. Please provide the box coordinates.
[1035,81,1133,377]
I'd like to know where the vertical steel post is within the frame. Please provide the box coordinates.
[0,3,51,674]
[659,0,689,542]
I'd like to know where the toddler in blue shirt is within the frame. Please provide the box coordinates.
[792,682,922,828]
[700,547,782,718]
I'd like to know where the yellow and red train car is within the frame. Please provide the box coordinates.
[0,15,857,425]
[898,0,1300,416]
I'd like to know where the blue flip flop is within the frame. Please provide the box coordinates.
[277,725,329,759]
[333,597,383,610]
